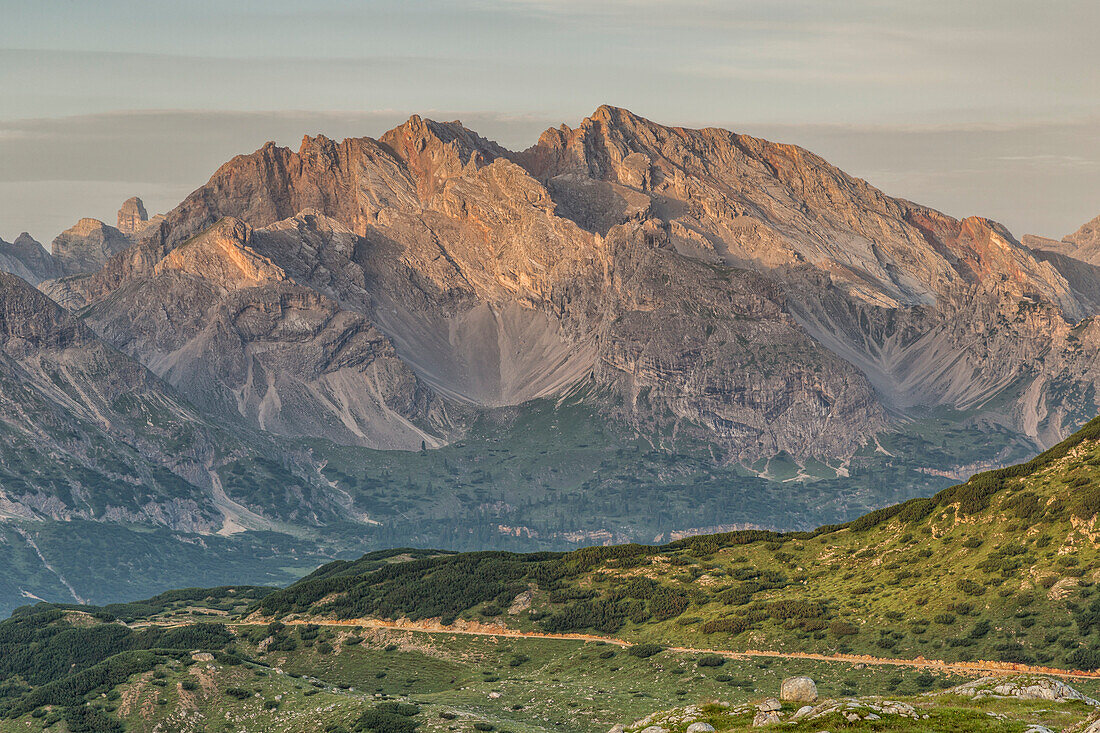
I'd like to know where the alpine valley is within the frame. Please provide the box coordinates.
[1,106,1100,617]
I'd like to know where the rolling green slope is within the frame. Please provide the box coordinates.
[258,416,1100,672]
[1,420,1099,731]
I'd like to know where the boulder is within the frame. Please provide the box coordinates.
[781,675,818,703]
[751,710,781,727]
[758,697,781,712]
[686,724,715,732]
[639,727,667,733]
[606,726,625,733]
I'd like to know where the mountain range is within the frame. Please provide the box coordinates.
[1,106,1099,612]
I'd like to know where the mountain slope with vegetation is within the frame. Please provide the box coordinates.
[1,422,1100,730]
[257,416,1100,673]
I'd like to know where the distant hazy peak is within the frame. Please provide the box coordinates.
[117,196,149,235]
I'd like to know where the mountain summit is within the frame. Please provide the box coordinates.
[3,108,1100,607]
[39,107,1100,456]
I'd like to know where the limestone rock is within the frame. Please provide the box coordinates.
[51,218,132,276]
[781,676,818,703]
[758,698,781,712]
[83,217,454,451]
[117,196,149,235]
[949,676,1099,706]
[0,233,58,284]
[685,724,715,732]
[34,107,1100,469]
[751,710,781,727]
[0,271,224,532]
[791,705,814,720]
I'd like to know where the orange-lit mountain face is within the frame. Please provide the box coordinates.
[3,107,1100,608]
[31,107,1098,460]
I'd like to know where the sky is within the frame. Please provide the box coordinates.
[1,0,1098,242]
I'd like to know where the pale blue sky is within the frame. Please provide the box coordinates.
[1,0,1098,241]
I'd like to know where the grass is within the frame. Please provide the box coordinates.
[1,619,1094,732]
[256,416,1100,673]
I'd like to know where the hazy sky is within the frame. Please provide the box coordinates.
[1,0,1098,242]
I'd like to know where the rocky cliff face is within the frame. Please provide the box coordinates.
[0,233,58,285]
[0,271,224,530]
[1025,212,1100,267]
[82,217,453,450]
[515,107,1097,444]
[116,196,149,236]
[29,108,1100,461]
[50,218,133,276]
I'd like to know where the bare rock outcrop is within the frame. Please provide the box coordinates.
[51,218,133,276]
[81,217,455,450]
[0,233,58,284]
[117,196,149,235]
[37,107,1100,461]
[0,271,223,531]
[1026,212,1100,267]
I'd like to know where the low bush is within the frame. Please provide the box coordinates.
[628,643,664,659]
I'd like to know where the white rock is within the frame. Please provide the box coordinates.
[758,697,782,712]
[686,724,715,732]
[780,675,818,703]
[752,711,781,727]
[792,705,814,720]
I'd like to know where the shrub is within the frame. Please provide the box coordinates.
[697,654,726,667]
[628,643,664,659]
[968,620,991,639]
[1068,648,1100,672]
[828,621,859,636]
[702,617,752,635]
[355,702,420,732]
[933,614,956,625]
[956,579,986,597]
[224,687,251,700]
[1076,598,1100,635]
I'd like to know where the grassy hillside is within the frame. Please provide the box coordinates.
[1,420,1099,730]
[257,416,1100,672]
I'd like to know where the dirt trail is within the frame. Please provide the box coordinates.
[260,617,1100,682]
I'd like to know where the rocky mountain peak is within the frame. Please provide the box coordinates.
[152,217,285,290]
[1022,212,1100,268]
[1064,212,1100,249]
[0,233,57,285]
[51,218,132,276]
[0,270,93,350]
[117,197,149,235]
[378,115,508,200]
[13,232,42,249]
